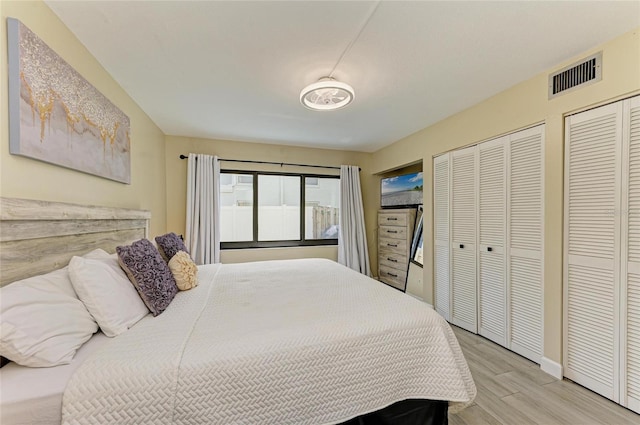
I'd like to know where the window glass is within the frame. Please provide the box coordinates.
[220,172,339,248]
[305,177,340,239]
[258,175,300,241]
[220,173,253,242]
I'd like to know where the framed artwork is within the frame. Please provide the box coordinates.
[7,18,131,184]
[381,172,423,208]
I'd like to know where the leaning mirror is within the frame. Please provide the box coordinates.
[410,206,424,267]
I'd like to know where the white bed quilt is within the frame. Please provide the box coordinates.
[62,259,475,424]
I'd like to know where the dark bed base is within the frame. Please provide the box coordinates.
[340,399,448,425]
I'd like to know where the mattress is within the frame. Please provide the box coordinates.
[0,332,109,425]
[63,259,476,424]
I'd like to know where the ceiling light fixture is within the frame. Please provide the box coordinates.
[300,77,355,111]
[299,1,380,111]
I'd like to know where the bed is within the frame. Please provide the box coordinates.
[0,197,475,425]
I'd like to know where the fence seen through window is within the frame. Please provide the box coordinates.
[220,171,339,248]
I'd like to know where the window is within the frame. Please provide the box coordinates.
[219,173,253,242]
[220,171,340,248]
[258,175,300,241]
[305,177,340,239]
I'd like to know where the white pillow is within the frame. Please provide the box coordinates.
[69,255,149,337]
[0,270,99,367]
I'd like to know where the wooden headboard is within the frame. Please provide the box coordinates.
[0,197,151,286]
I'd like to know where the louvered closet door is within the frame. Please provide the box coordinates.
[508,125,544,363]
[623,96,640,413]
[451,146,477,333]
[478,137,507,346]
[564,103,622,401]
[434,154,451,321]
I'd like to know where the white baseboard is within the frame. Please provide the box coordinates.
[540,356,563,379]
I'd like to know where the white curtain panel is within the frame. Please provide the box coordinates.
[338,165,371,276]
[186,153,221,265]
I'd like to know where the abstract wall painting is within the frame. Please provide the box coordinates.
[7,18,131,184]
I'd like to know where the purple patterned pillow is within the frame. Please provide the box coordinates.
[116,239,178,316]
[155,232,189,262]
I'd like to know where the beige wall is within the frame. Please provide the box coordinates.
[369,27,640,365]
[5,1,638,369]
[164,136,374,265]
[0,1,167,237]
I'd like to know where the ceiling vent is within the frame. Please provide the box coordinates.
[548,52,602,99]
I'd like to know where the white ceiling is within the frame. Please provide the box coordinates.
[45,1,640,152]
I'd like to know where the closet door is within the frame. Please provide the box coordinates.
[508,125,544,363]
[434,154,451,321]
[564,103,622,401]
[478,137,507,346]
[623,96,640,412]
[451,146,477,333]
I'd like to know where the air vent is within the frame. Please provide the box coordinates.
[548,52,602,99]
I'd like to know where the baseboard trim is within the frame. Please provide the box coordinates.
[540,356,563,379]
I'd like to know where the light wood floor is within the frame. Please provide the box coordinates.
[449,326,640,425]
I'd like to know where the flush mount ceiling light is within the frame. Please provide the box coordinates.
[299,1,380,111]
[300,77,355,111]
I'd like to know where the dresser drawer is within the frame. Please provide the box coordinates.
[378,237,407,252]
[379,265,407,290]
[379,254,408,270]
[379,225,409,240]
[378,212,408,227]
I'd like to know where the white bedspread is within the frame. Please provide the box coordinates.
[1,332,109,425]
[62,259,475,424]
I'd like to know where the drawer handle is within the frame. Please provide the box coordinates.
[388,272,398,278]
[387,230,398,234]
[460,244,464,249]
[387,257,398,263]
[387,243,398,247]
[487,247,493,252]
[387,217,398,221]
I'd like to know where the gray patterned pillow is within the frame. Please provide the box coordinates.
[155,232,189,262]
[116,239,178,316]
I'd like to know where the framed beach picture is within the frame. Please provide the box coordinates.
[380,172,423,208]
[7,18,131,184]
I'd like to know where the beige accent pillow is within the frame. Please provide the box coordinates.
[168,251,198,291]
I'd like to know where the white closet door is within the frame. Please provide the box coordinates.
[451,146,477,333]
[434,154,451,321]
[623,96,640,413]
[508,125,544,363]
[478,137,507,346]
[564,103,622,401]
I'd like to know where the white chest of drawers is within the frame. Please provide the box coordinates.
[377,208,416,290]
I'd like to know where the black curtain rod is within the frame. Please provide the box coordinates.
[179,154,348,171]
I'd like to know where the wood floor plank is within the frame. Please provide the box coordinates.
[501,392,575,425]
[449,413,469,425]
[461,343,513,376]
[543,379,640,425]
[472,382,539,425]
[448,326,640,425]
[473,338,542,375]
[467,363,518,399]
[455,404,503,425]
[495,370,603,425]
[453,328,486,347]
